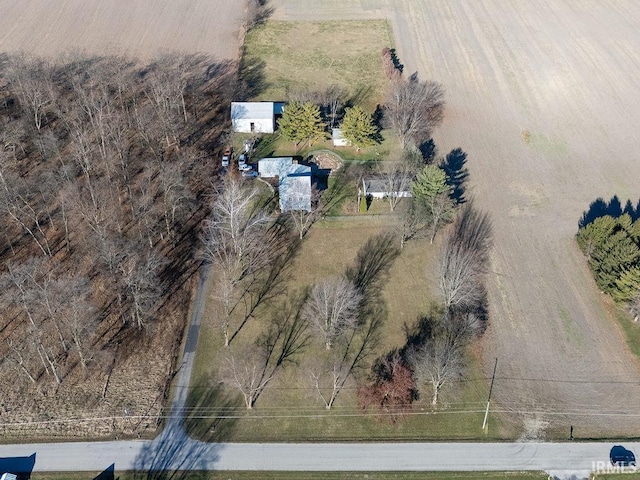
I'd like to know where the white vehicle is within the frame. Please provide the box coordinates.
[242,169,258,178]
[221,148,231,167]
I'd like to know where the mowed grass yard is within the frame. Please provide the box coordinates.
[190,217,517,441]
[242,20,394,111]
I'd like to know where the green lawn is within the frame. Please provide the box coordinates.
[188,217,518,442]
[241,20,394,111]
[248,131,400,163]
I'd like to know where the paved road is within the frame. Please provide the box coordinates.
[0,440,636,474]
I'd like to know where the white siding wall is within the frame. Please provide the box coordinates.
[231,118,274,134]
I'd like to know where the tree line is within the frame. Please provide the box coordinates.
[577,208,640,317]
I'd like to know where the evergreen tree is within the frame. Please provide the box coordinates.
[411,165,455,243]
[277,101,326,151]
[613,266,640,302]
[411,164,450,199]
[589,230,640,293]
[577,215,618,259]
[340,106,377,151]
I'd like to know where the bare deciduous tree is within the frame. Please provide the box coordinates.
[309,358,351,410]
[309,311,380,410]
[319,85,347,130]
[394,199,426,249]
[283,184,323,239]
[221,347,272,410]
[303,276,362,350]
[437,202,493,311]
[6,55,55,131]
[202,176,273,346]
[438,238,483,311]
[379,161,412,213]
[119,248,166,329]
[408,312,479,407]
[384,77,445,149]
[223,297,308,409]
[409,333,463,407]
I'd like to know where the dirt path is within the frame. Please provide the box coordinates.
[0,0,245,60]
[274,0,640,436]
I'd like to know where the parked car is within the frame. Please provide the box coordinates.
[239,163,252,172]
[242,169,258,178]
[611,445,636,467]
[238,153,247,168]
[221,148,231,167]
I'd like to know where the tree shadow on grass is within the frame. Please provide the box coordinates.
[345,231,400,301]
[131,382,240,479]
[237,58,267,101]
[579,195,640,229]
[401,309,439,355]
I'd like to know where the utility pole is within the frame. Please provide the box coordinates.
[482,357,498,432]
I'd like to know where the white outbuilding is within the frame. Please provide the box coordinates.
[230,101,285,134]
[332,128,350,147]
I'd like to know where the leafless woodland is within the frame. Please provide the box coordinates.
[0,52,236,438]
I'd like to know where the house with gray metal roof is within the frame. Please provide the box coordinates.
[257,157,312,212]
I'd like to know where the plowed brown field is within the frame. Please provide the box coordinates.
[0,0,244,60]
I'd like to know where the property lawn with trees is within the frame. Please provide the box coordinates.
[191,217,516,441]
[186,14,511,442]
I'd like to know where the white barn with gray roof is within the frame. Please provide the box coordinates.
[230,101,285,134]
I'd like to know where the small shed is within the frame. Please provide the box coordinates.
[231,102,285,133]
[361,177,412,200]
[332,128,349,147]
[258,157,294,178]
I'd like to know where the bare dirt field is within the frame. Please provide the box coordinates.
[0,0,245,60]
[273,0,640,437]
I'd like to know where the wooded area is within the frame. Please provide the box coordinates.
[0,52,235,438]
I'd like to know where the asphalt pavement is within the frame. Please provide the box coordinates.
[0,440,637,473]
